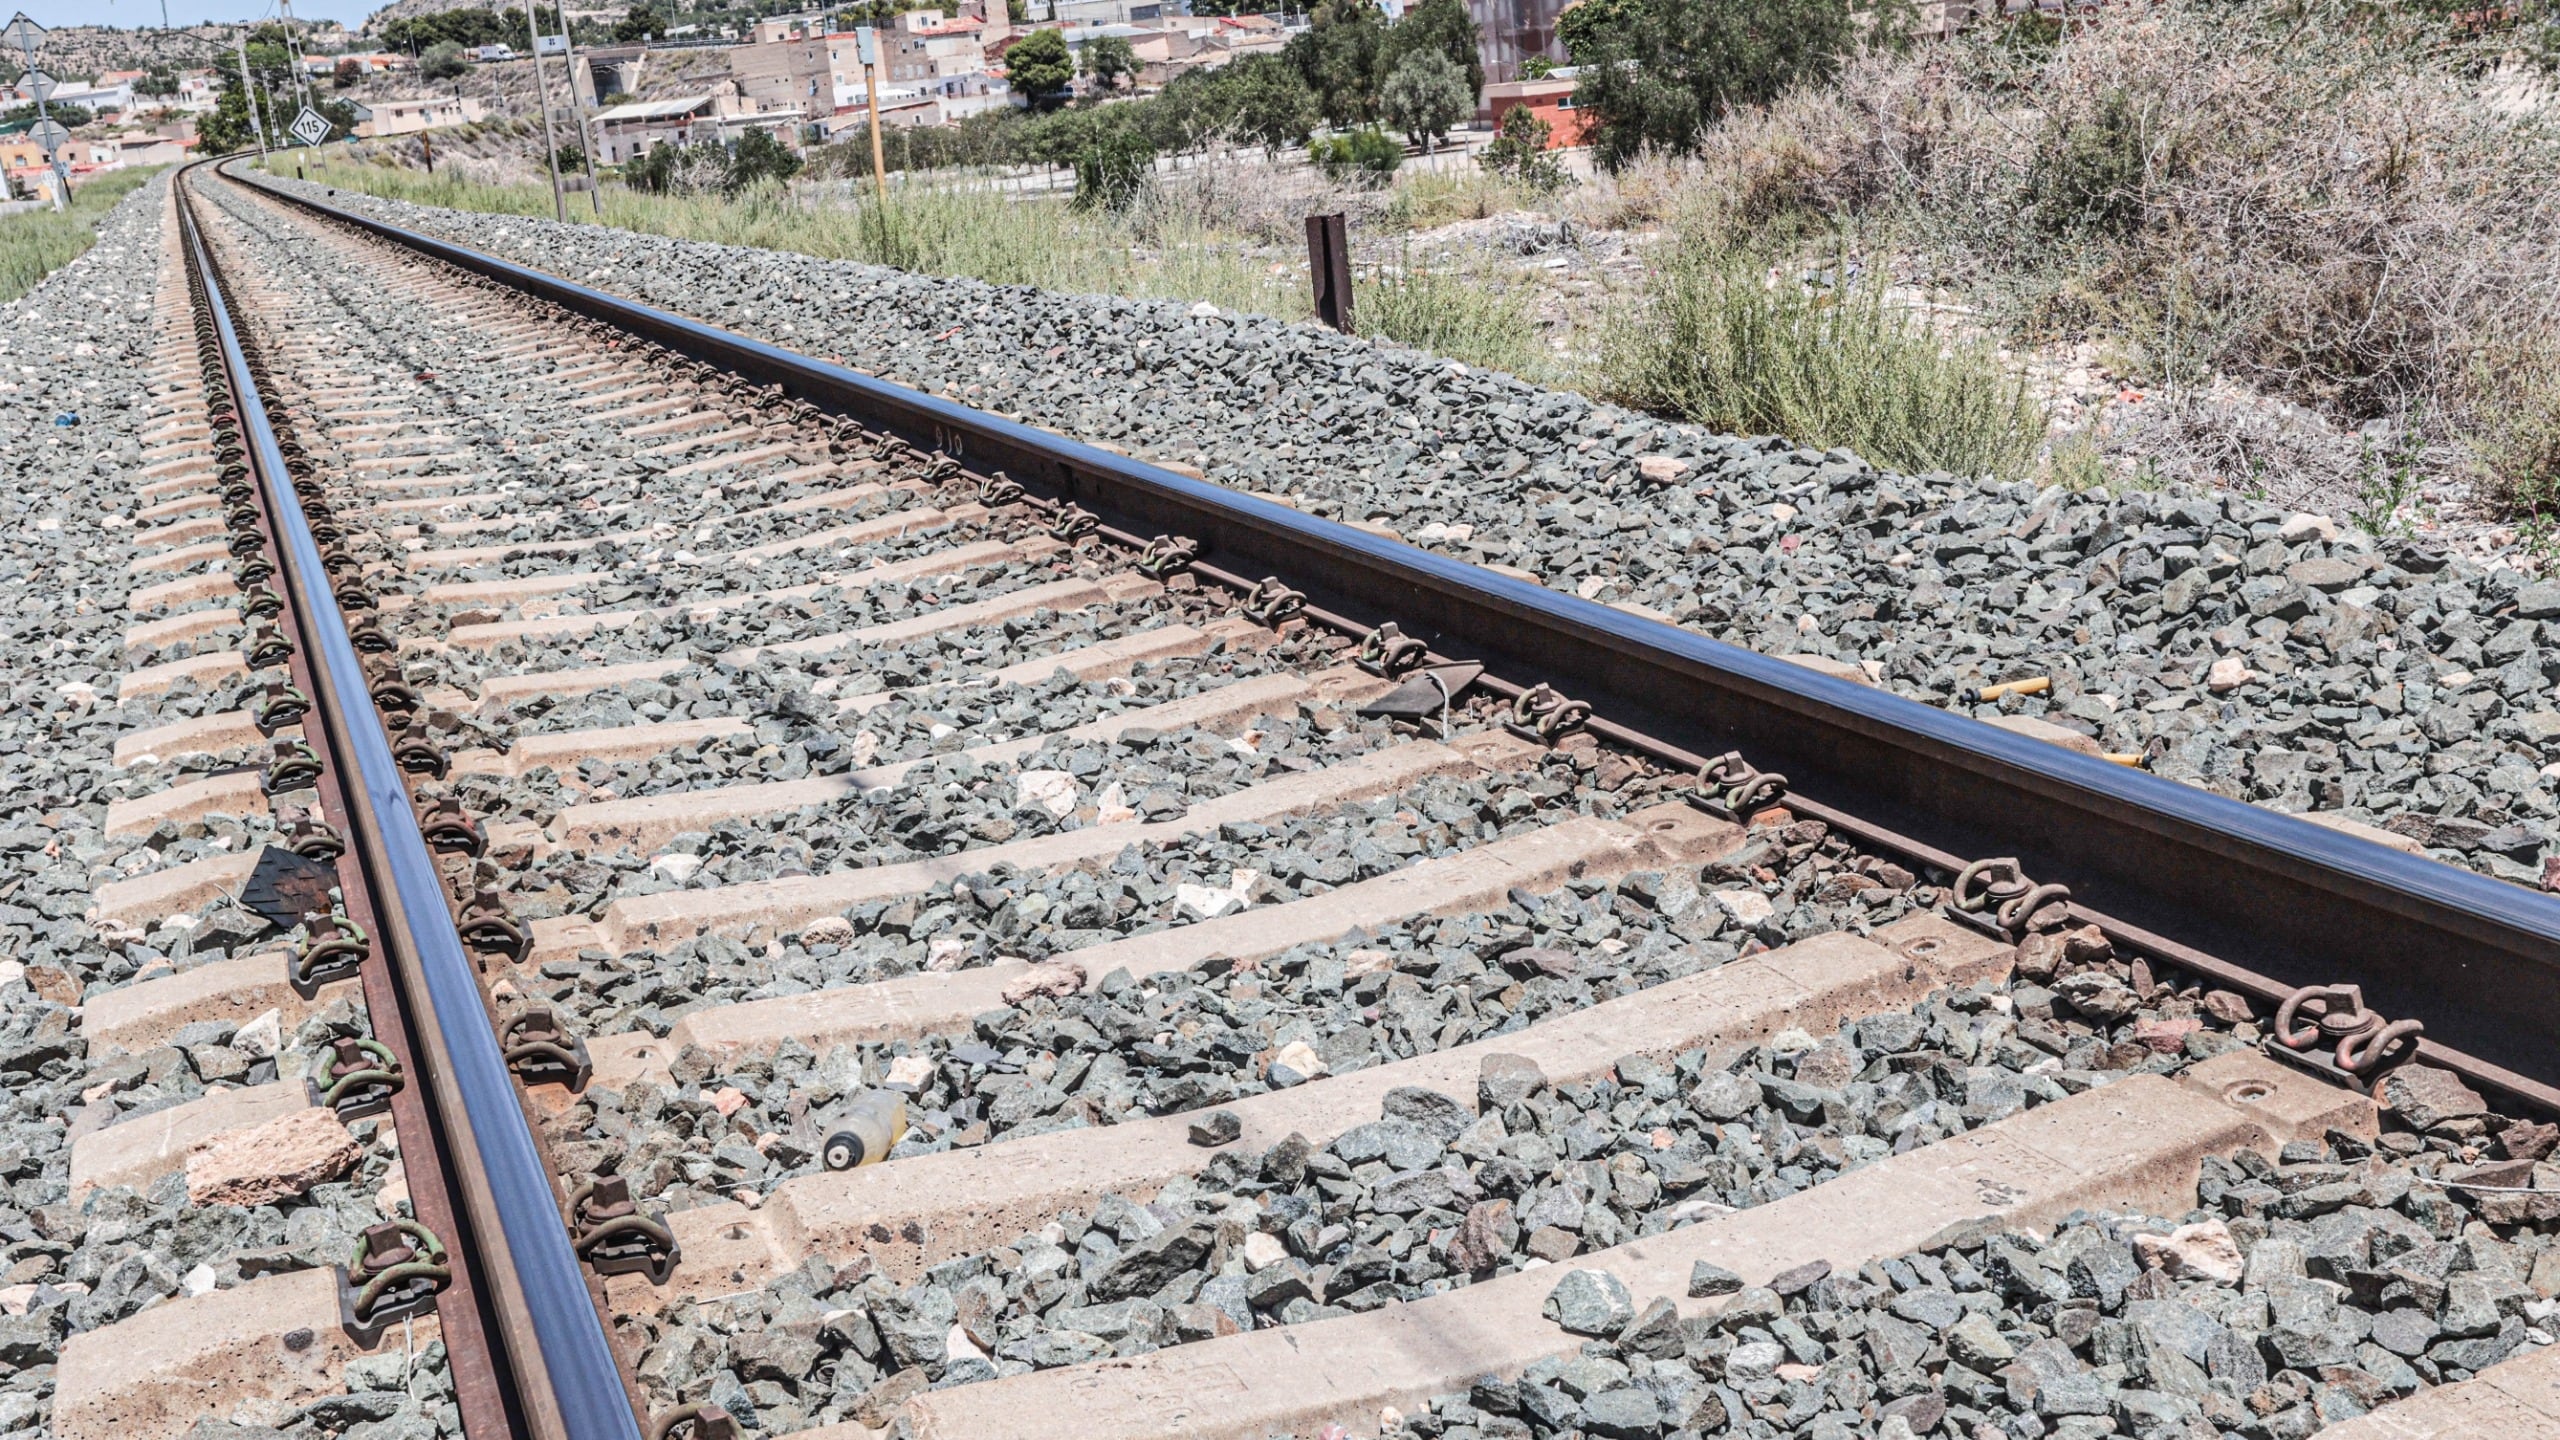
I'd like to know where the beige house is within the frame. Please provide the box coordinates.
[730,29,866,116]
[350,95,489,138]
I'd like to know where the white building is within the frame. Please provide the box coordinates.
[588,92,805,163]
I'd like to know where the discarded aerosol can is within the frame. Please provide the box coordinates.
[820,1088,909,1171]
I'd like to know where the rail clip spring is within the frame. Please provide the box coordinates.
[311,1035,403,1121]
[1690,752,1789,821]
[567,1175,680,1284]
[2268,983,2424,1095]
[1948,857,2072,939]
[342,1219,450,1332]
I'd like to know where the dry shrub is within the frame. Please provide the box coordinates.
[1666,0,2560,504]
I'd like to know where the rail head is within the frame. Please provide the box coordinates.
[221,159,2560,1101]
[179,159,646,1440]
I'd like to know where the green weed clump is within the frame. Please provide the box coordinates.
[0,167,161,303]
[1603,246,2047,480]
[1355,254,1544,380]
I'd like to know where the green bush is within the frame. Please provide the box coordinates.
[1073,129,1156,212]
[2031,89,2152,237]
[1356,253,1542,378]
[1603,245,2049,480]
[728,128,803,189]
[625,132,800,196]
[1308,127,1404,183]
[1478,104,1569,193]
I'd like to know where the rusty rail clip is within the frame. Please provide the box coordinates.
[264,737,323,794]
[419,798,486,856]
[977,472,1025,507]
[1243,577,1306,629]
[1688,751,1790,821]
[2267,983,2424,1094]
[1048,503,1100,541]
[367,663,421,715]
[1356,622,1429,678]
[1947,857,2074,939]
[341,1219,451,1334]
[290,913,370,991]
[1504,683,1592,744]
[245,621,295,668]
[242,584,285,620]
[311,1035,403,1121]
[457,888,530,962]
[567,1175,679,1283]
[1136,535,1201,580]
[650,1404,738,1440]
[346,610,395,654]
[501,1008,593,1091]
[391,716,449,778]
[280,815,347,862]
[235,552,275,587]
[255,681,311,733]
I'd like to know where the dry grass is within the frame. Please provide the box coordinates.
[276,147,1560,380]
[1656,0,2560,510]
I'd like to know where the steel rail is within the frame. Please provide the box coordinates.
[173,182,517,1439]
[225,162,2560,1104]
[179,163,647,1440]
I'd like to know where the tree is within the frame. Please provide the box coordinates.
[333,58,363,88]
[421,42,471,83]
[614,5,668,41]
[1570,0,1874,170]
[381,7,525,52]
[1377,0,1481,99]
[1220,54,1319,155]
[1073,126,1154,210]
[198,82,263,154]
[1379,48,1469,151]
[1553,0,1643,64]
[137,65,182,97]
[727,126,802,188]
[1286,0,1386,128]
[1081,32,1139,91]
[1479,101,1568,190]
[1006,28,1075,107]
[3,102,90,131]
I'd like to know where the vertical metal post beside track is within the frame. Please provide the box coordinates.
[1306,211,1353,333]
[177,165,644,1440]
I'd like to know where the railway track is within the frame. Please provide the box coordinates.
[21,160,2560,1440]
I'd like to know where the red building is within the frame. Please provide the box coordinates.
[1481,75,1589,148]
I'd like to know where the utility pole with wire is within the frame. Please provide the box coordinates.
[525,5,567,221]
[3,15,65,211]
[278,0,312,114]
[858,24,885,206]
[237,27,271,156]
[553,0,602,214]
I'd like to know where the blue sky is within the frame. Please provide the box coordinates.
[16,0,379,28]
